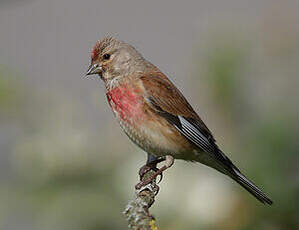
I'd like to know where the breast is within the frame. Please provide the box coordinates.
[106,82,150,152]
[106,82,194,157]
[106,83,145,125]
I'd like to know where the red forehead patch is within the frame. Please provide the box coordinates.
[91,43,100,60]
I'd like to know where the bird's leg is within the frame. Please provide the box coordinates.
[135,155,174,190]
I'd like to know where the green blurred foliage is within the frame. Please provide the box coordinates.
[0,66,22,116]
[205,42,246,106]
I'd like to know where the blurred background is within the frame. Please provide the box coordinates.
[0,0,299,229]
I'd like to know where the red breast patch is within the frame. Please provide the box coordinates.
[106,85,144,124]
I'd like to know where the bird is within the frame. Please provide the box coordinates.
[85,36,273,205]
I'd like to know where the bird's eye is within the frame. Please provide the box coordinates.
[103,54,110,60]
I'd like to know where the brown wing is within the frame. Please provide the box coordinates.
[140,72,219,153]
[141,72,240,167]
[141,73,212,134]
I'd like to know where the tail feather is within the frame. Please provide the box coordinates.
[196,149,273,205]
[232,169,273,205]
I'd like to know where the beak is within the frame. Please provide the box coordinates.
[85,63,102,76]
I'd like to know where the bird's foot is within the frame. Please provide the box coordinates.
[135,155,174,190]
[138,156,166,183]
[138,164,162,181]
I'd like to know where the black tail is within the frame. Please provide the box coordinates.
[231,169,273,205]
[197,148,273,205]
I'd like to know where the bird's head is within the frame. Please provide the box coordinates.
[86,37,148,84]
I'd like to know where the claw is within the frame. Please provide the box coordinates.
[135,165,167,189]
[135,181,146,190]
[136,155,174,190]
[156,172,163,184]
[138,163,160,181]
[138,165,153,180]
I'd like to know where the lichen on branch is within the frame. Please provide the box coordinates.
[123,168,160,230]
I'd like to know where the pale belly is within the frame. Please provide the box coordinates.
[116,111,195,159]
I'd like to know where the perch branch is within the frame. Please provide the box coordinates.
[123,168,160,230]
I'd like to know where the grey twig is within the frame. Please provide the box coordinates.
[123,168,160,230]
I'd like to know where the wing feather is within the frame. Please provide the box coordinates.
[140,73,218,153]
[140,73,213,138]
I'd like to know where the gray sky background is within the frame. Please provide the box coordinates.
[1,0,292,92]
